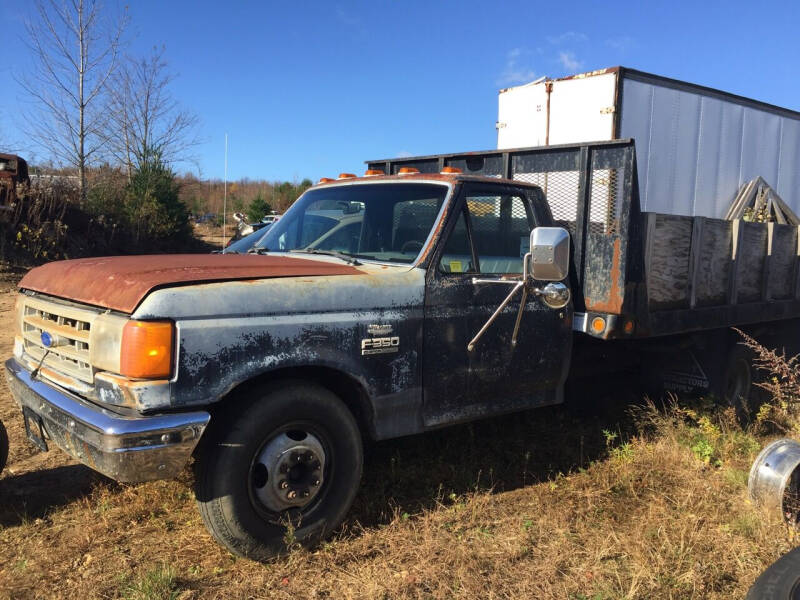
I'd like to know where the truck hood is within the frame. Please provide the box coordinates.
[19,254,362,313]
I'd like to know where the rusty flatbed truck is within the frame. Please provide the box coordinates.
[5,139,800,560]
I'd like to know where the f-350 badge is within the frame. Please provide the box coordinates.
[362,324,399,355]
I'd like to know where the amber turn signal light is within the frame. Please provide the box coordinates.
[120,320,174,379]
[590,317,606,335]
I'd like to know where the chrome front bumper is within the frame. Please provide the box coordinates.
[4,358,209,483]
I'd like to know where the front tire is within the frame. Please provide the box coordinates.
[194,381,363,561]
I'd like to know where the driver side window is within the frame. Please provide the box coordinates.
[439,189,534,275]
[438,208,474,273]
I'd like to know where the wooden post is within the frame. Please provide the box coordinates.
[729,219,743,305]
[795,225,800,299]
[643,212,657,308]
[763,222,774,301]
[688,217,705,309]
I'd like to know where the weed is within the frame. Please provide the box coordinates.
[723,468,749,488]
[121,564,180,600]
[691,438,716,464]
[729,514,761,540]
[610,442,635,463]
[737,328,800,433]
[281,516,298,551]
[602,429,618,447]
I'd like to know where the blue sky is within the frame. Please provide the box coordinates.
[1,0,798,181]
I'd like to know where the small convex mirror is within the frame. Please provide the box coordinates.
[529,227,570,281]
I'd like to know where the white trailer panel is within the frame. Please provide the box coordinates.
[497,67,800,219]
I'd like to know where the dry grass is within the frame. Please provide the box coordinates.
[0,278,795,598]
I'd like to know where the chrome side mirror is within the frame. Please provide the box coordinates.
[529,227,570,281]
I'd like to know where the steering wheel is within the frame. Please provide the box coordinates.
[400,240,424,254]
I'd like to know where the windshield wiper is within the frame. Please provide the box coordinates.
[289,248,362,266]
[247,247,270,254]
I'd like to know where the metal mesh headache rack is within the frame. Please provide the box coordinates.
[367,139,639,316]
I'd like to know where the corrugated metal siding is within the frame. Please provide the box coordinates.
[778,119,800,199]
[620,77,800,218]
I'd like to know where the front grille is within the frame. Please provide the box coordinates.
[21,296,100,383]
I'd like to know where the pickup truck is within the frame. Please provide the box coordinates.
[6,140,800,560]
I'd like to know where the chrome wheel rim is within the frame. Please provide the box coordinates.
[250,429,326,513]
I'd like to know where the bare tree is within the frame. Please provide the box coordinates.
[18,0,127,202]
[105,47,200,178]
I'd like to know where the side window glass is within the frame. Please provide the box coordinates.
[467,194,532,274]
[438,208,474,273]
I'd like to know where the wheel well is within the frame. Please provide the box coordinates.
[218,366,376,440]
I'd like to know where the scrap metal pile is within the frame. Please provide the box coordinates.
[0,153,30,214]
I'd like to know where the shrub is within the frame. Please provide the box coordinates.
[736,328,800,434]
[125,150,191,243]
[246,192,272,223]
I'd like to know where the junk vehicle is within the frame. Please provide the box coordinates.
[0,153,30,213]
[7,69,800,560]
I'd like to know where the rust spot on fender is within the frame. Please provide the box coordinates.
[20,254,363,313]
[585,237,625,313]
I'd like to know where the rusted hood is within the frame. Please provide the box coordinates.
[19,254,362,313]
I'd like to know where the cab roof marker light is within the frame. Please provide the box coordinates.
[397,167,420,175]
[337,173,357,180]
[317,177,335,184]
[440,166,462,174]
[364,169,384,177]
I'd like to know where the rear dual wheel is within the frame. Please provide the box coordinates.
[721,343,753,419]
[194,382,363,561]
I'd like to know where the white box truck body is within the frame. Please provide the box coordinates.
[497,67,800,219]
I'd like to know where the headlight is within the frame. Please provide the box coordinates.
[120,320,174,379]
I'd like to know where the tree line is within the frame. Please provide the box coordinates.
[1,0,311,262]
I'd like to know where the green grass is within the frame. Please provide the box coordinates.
[121,564,181,600]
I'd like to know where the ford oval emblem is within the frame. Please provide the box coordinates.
[40,332,53,348]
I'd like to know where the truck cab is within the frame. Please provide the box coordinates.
[5,169,572,560]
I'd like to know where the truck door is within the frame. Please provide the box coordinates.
[422,183,572,427]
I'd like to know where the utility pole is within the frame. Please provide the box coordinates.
[222,133,228,250]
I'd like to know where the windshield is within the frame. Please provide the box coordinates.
[254,182,448,263]
[223,224,272,253]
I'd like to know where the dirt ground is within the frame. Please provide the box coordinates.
[0,266,794,599]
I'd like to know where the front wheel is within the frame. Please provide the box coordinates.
[194,381,363,561]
